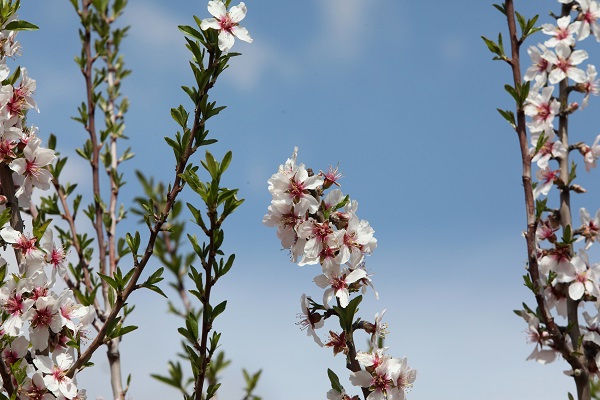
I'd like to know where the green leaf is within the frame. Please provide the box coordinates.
[492,3,507,15]
[481,35,502,59]
[212,300,227,320]
[515,11,526,34]
[327,369,344,393]
[185,313,199,341]
[206,383,221,399]
[33,218,52,241]
[535,198,548,219]
[203,151,219,180]
[0,208,11,228]
[118,325,138,337]
[125,231,140,255]
[497,108,516,129]
[98,273,119,291]
[178,24,203,41]
[522,273,534,292]
[4,20,39,31]
[562,225,573,244]
[220,151,232,174]
[504,84,519,104]
[105,317,122,339]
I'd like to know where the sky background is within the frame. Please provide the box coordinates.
[9,0,600,399]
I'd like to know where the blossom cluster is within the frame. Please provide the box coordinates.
[264,148,377,309]
[264,148,416,399]
[0,15,93,400]
[520,0,600,370]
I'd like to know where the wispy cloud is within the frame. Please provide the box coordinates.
[311,0,371,61]
[122,2,188,70]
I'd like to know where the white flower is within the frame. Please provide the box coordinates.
[581,64,600,108]
[200,1,253,52]
[541,15,580,47]
[543,43,588,84]
[524,86,559,133]
[581,134,600,172]
[33,353,77,398]
[577,0,600,41]
[296,294,324,346]
[578,207,600,248]
[533,167,559,199]
[314,265,366,308]
[554,251,600,300]
[9,139,55,202]
[524,44,551,84]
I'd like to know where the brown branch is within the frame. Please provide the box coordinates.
[0,163,23,266]
[53,178,101,314]
[0,356,15,398]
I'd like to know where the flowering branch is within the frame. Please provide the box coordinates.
[265,149,416,400]
[485,1,600,398]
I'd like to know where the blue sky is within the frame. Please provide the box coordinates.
[12,0,600,399]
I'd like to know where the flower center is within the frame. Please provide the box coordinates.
[218,15,236,33]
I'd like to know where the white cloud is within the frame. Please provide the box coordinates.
[312,0,370,61]
[122,2,188,69]
[224,39,298,90]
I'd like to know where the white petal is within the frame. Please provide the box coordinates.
[200,18,221,31]
[569,282,585,300]
[233,25,253,43]
[218,31,235,52]
[349,370,372,387]
[568,68,587,83]
[569,50,589,65]
[345,268,367,284]
[229,2,247,23]
[207,1,227,18]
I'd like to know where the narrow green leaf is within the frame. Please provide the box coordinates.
[327,369,344,393]
[5,20,39,31]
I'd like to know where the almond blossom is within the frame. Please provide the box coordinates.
[33,353,77,398]
[530,134,566,169]
[350,355,404,400]
[524,44,551,84]
[267,156,324,213]
[524,86,559,134]
[533,167,559,199]
[200,1,252,52]
[9,138,55,204]
[296,294,324,346]
[543,43,588,84]
[541,15,580,47]
[580,134,600,171]
[577,0,600,41]
[578,207,600,249]
[314,265,367,308]
[522,311,558,365]
[581,64,600,108]
[554,251,600,300]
